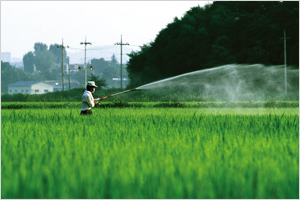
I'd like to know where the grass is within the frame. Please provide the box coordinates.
[1,88,299,102]
[1,100,299,109]
[1,107,299,198]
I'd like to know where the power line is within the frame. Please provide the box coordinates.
[115,35,129,89]
[67,45,140,51]
[57,38,69,91]
[80,36,92,87]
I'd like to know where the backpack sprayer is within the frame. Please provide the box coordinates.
[94,88,136,102]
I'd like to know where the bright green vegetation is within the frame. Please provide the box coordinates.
[1,108,299,199]
[1,100,299,109]
[1,87,299,103]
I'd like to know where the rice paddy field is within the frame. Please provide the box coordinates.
[1,106,299,199]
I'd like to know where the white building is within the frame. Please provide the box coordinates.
[112,78,129,88]
[7,81,53,95]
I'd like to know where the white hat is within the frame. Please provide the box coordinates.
[87,81,98,87]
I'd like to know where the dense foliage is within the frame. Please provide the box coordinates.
[1,101,299,109]
[1,54,126,93]
[88,55,128,87]
[127,1,299,88]
[1,86,299,103]
[1,61,44,93]
[23,42,67,80]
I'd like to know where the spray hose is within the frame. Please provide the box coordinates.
[95,88,136,101]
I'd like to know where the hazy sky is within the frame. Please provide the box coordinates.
[1,1,212,62]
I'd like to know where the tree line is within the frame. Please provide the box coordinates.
[23,42,67,79]
[64,54,128,88]
[126,1,299,89]
[1,61,44,93]
[1,43,128,93]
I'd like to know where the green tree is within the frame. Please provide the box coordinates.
[34,42,47,52]
[23,51,35,73]
[1,61,43,93]
[33,42,56,73]
[90,58,109,75]
[34,49,56,73]
[49,43,68,65]
[127,44,152,88]
[102,64,118,86]
[71,70,85,88]
[110,54,118,65]
[127,1,299,89]
[87,73,107,89]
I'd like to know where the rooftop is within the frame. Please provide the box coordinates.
[7,81,42,86]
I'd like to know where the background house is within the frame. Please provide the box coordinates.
[112,78,129,88]
[7,81,53,94]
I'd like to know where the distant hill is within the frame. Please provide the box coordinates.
[66,45,140,64]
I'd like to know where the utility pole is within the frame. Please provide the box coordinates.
[282,30,290,93]
[68,59,71,90]
[57,39,69,91]
[115,35,129,89]
[80,36,92,87]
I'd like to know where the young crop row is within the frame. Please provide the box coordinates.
[1,88,299,102]
[1,100,299,109]
[1,108,299,199]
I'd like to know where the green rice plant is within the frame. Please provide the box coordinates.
[1,108,299,199]
[1,101,299,109]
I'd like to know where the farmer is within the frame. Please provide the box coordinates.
[80,81,104,115]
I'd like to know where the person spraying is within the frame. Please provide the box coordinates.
[80,81,104,115]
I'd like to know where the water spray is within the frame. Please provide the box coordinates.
[96,88,136,101]
[95,64,299,102]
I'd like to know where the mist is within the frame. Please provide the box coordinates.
[136,64,299,101]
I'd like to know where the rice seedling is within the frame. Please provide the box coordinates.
[1,108,298,199]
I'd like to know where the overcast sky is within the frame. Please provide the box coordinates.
[1,1,212,62]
